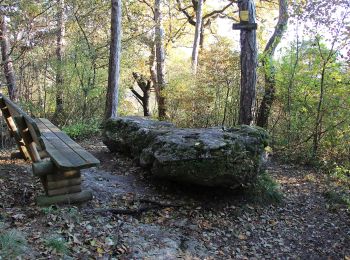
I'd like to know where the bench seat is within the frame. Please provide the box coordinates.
[35,118,99,170]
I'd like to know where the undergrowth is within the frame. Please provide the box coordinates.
[63,120,101,140]
[323,163,350,210]
[245,171,283,204]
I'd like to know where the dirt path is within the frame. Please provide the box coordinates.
[0,139,349,259]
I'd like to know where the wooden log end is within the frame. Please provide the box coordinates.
[36,190,93,206]
[32,160,55,177]
[10,151,25,160]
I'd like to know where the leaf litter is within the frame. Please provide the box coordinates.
[0,139,349,259]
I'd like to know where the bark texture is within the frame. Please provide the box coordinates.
[238,0,257,125]
[154,0,166,120]
[191,0,203,74]
[105,0,122,120]
[54,0,65,118]
[0,16,17,101]
[256,0,288,128]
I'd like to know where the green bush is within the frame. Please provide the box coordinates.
[245,172,284,204]
[63,121,101,140]
[323,163,350,210]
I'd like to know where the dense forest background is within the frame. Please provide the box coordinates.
[0,0,349,167]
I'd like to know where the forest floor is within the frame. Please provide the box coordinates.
[0,137,349,259]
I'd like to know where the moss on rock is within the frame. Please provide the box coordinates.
[103,117,269,187]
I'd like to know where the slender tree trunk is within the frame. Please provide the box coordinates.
[312,36,336,158]
[54,0,65,118]
[238,0,257,125]
[105,0,122,120]
[256,0,288,128]
[131,72,151,116]
[287,31,300,146]
[148,41,158,99]
[312,63,326,158]
[199,22,204,49]
[0,16,17,101]
[191,0,203,74]
[154,0,166,120]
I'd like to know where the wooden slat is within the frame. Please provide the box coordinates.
[35,119,98,169]
[1,95,41,147]
[35,119,86,167]
[38,118,100,165]
[1,95,40,159]
[47,170,81,182]
[14,116,41,162]
[47,177,81,190]
[0,107,30,160]
[47,185,82,196]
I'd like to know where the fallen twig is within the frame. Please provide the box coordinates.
[84,201,182,216]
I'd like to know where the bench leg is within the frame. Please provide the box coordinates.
[32,162,92,206]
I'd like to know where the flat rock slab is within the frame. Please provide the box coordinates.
[103,117,269,187]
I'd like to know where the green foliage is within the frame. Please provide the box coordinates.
[270,38,350,164]
[166,38,240,128]
[62,120,101,140]
[41,205,58,215]
[0,230,27,258]
[45,236,68,254]
[324,190,350,209]
[245,172,284,204]
[323,163,350,210]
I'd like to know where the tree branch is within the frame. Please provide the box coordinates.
[203,1,236,19]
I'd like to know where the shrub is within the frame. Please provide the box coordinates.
[323,163,350,210]
[245,172,284,204]
[63,120,101,140]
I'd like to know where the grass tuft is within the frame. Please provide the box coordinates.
[245,171,284,204]
[0,229,27,258]
[45,236,68,254]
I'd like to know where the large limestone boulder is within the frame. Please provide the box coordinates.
[103,117,269,187]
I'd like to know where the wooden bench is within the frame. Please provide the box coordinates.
[0,94,100,206]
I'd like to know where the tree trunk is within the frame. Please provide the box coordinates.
[256,0,288,128]
[54,0,65,119]
[131,72,151,116]
[154,0,166,120]
[312,63,326,158]
[199,22,204,49]
[238,0,257,125]
[0,16,17,101]
[191,0,203,74]
[105,0,122,120]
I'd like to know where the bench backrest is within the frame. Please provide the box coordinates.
[0,94,43,161]
[0,94,100,170]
